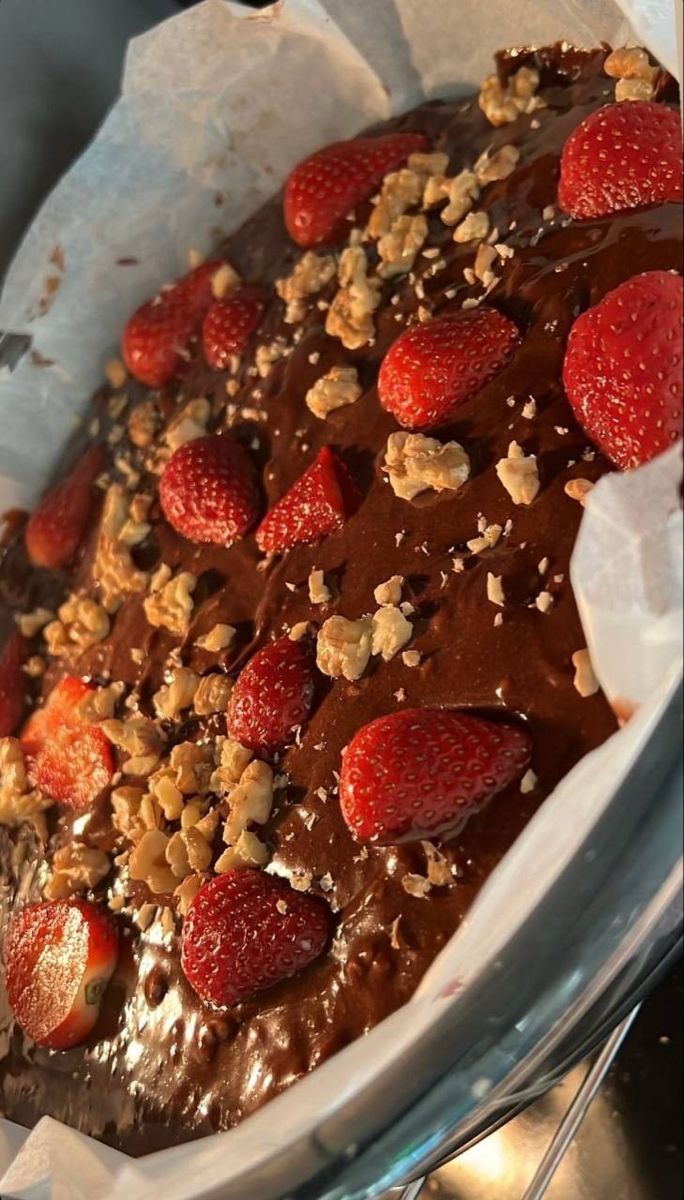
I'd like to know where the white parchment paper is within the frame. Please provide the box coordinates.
[0,2,681,1197]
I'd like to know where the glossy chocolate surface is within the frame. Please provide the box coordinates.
[1,46,681,1155]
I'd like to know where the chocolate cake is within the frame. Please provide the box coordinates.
[0,43,681,1156]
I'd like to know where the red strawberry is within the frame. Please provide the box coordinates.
[25,445,103,570]
[256,446,357,554]
[378,309,520,430]
[284,132,428,248]
[340,708,532,844]
[202,288,265,369]
[0,631,25,737]
[122,259,226,388]
[558,101,683,221]
[4,899,119,1049]
[563,271,683,469]
[160,433,259,545]
[181,870,330,1007]
[21,676,114,810]
[227,636,315,756]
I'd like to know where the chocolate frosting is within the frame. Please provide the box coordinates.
[1,45,681,1155]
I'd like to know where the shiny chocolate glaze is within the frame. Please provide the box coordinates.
[1,46,681,1155]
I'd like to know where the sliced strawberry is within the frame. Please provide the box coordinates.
[159,433,260,545]
[284,132,428,248]
[4,899,119,1049]
[122,259,226,388]
[25,445,104,570]
[227,636,315,756]
[0,631,25,737]
[181,869,330,1007]
[256,446,357,555]
[202,288,265,369]
[339,708,532,844]
[378,309,520,430]
[21,676,114,810]
[558,101,683,221]
[563,270,683,469]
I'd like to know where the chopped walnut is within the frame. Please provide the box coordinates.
[95,484,149,612]
[308,569,331,605]
[211,261,241,299]
[604,46,659,101]
[127,398,160,449]
[440,170,480,226]
[149,771,184,821]
[384,431,471,501]
[44,842,111,900]
[193,673,233,716]
[210,739,253,795]
[153,667,200,720]
[454,210,490,244]
[474,143,520,184]
[371,606,412,662]
[129,829,177,895]
[306,365,361,419]
[402,649,421,668]
[182,825,213,873]
[102,716,163,776]
[215,830,269,873]
[105,358,127,389]
[474,242,498,285]
[479,66,546,127]
[316,615,373,681]
[615,77,657,102]
[289,621,310,642]
[487,573,506,607]
[195,623,236,652]
[223,760,274,845]
[165,397,211,453]
[378,214,429,279]
[368,167,424,240]
[276,252,336,323]
[520,768,538,795]
[16,607,54,638]
[496,441,540,506]
[564,478,594,506]
[174,872,206,915]
[170,741,214,795]
[44,594,110,659]
[572,649,600,698]
[467,523,503,554]
[374,575,404,607]
[24,655,46,678]
[402,873,432,898]
[256,339,289,379]
[408,150,450,177]
[535,590,555,614]
[144,564,197,637]
[0,738,52,835]
[111,785,147,842]
[325,246,381,350]
[421,840,452,887]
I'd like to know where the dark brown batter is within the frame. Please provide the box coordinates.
[0,45,681,1156]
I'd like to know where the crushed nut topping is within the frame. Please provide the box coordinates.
[256,339,290,378]
[368,167,423,239]
[44,594,110,658]
[216,830,269,873]
[95,484,149,612]
[384,432,471,501]
[474,143,520,184]
[486,573,506,607]
[127,398,160,449]
[129,829,177,896]
[16,607,54,638]
[401,873,432,898]
[564,477,594,506]
[211,739,253,795]
[44,842,111,900]
[211,261,241,299]
[474,241,498,285]
[223,759,274,846]
[572,649,600,698]
[195,623,236,652]
[378,214,429,279]
[276,252,337,323]
[604,46,659,102]
[402,649,422,668]
[174,872,206,916]
[535,590,555,614]
[374,575,404,607]
[289,621,310,642]
[467,523,503,554]
[453,210,490,244]
[153,668,200,720]
[520,768,538,795]
[105,359,127,389]
[316,614,373,681]
[308,569,332,605]
[164,397,211,453]
[144,564,197,637]
[479,66,546,127]
[102,716,163,777]
[306,365,361,419]
[193,673,233,716]
[0,738,52,836]
[496,441,540,506]
[371,605,413,662]
[440,169,480,226]
[325,246,381,350]
[422,840,453,887]
[170,741,214,795]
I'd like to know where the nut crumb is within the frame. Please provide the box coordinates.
[371,605,413,662]
[535,590,554,614]
[195,624,236,653]
[317,615,373,681]
[564,478,594,506]
[487,573,505,607]
[306,365,361,419]
[520,768,538,794]
[374,575,404,607]
[384,431,470,501]
[308,569,332,605]
[572,649,600,698]
[496,441,540,506]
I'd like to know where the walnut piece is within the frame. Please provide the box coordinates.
[223,760,274,845]
[276,252,336,323]
[215,830,269,873]
[16,607,54,638]
[144,564,197,637]
[44,842,111,900]
[441,170,480,226]
[377,214,428,279]
[486,573,506,607]
[170,741,214,795]
[193,673,233,716]
[0,738,52,835]
[308,569,332,605]
[211,738,254,795]
[453,210,490,244]
[572,649,600,698]
[95,484,149,613]
[467,523,503,555]
[325,246,381,350]
[211,261,241,299]
[306,365,362,419]
[479,66,546,127]
[604,46,658,101]
[164,397,211,453]
[374,575,404,607]
[384,432,471,501]
[102,716,163,776]
[473,143,520,184]
[316,614,373,681]
[129,829,177,895]
[44,594,110,658]
[368,167,424,240]
[127,398,160,449]
[174,872,206,915]
[195,623,236,652]
[153,668,200,720]
[371,606,413,662]
[564,478,594,506]
[495,441,540,506]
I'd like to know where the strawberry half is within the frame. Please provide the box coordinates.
[256,446,357,554]
[378,309,520,430]
[160,433,260,545]
[122,259,226,388]
[0,631,25,738]
[25,444,104,570]
[202,288,265,370]
[563,270,683,469]
[181,869,330,1007]
[284,132,428,248]
[227,636,315,756]
[21,676,114,810]
[339,708,532,844]
[4,899,119,1049]
[558,101,683,221]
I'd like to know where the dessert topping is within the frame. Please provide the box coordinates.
[339,708,532,843]
[479,66,546,127]
[563,270,683,469]
[325,245,382,349]
[564,478,594,506]
[44,595,110,659]
[102,715,163,777]
[306,365,362,419]
[44,843,111,901]
[495,441,540,505]
[95,484,149,612]
[316,615,373,682]
[0,737,51,834]
[164,397,211,453]
[308,569,332,605]
[195,623,236,652]
[143,564,197,637]
[256,446,357,554]
[159,433,259,545]
[604,46,660,102]
[276,252,337,323]
[383,432,470,500]
[227,636,315,756]
[572,649,600,698]
[180,870,330,1006]
[374,575,404,607]
[377,213,429,279]
[370,605,413,662]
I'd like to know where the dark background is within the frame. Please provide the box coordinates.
[0,2,681,1196]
